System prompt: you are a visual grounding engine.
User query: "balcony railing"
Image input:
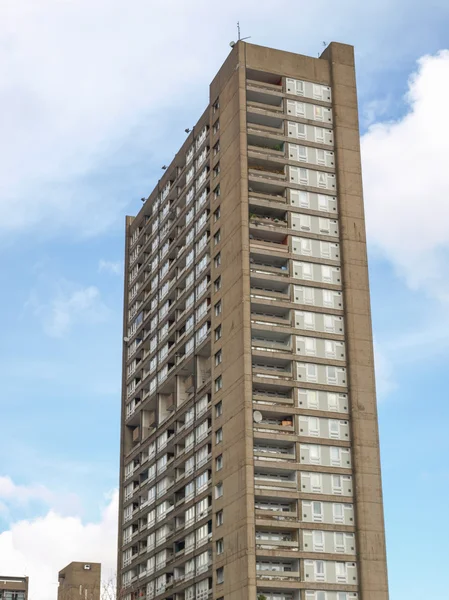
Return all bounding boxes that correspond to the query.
[256,571,301,582]
[249,166,286,181]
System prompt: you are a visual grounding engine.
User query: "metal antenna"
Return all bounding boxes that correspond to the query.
[237,21,251,42]
[230,21,251,47]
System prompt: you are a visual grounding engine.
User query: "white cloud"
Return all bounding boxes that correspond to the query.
[0,476,81,517]
[1,0,436,239]
[0,487,118,600]
[27,281,109,337]
[0,0,272,238]
[362,49,449,301]
[98,260,123,276]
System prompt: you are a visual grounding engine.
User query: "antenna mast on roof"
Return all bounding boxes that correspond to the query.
[237,21,251,41]
[230,22,251,47]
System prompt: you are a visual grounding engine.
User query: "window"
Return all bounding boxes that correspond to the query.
[332,475,343,494]
[215,325,222,341]
[301,238,312,255]
[324,315,335,333]
[329,420,340,438]
[213,141,220,156]
[215,428,223,444]
[216,538,224,554]
[315,127,325,144]
[213,98,220,113]
[297,145,307,161]
[313,530,324,551]
[214,300,222,316]
[214,253,221,268]
[214,229,221,245]
[332,504,344,524]
[304,286,314,304]
[313,84,323,99]
[306,363,317,382]
[215,401,222,417]
[213,163,220,178]
[328,393,339,411]
[315,560,325,581]
[215,350,222,365]
[314,105,324,121]
[323,289,333,307]
[213,120,220,135]
[321,242,331,259]
[319,217,330,234]
[215,376,223,391]
[302,262,313,280]
[308,417,319,436]
[305,337,316,356]
[214,276,221,291]
[216,510,223,526]
[325,340,336,358]
[216,567,224,584]
[309,444,321,464]
[330,446,341,466]
[215,455,223,471]
[322,265,332,282]
[299,214,311,231]
[215,483,223,499]
[310,473,322,492]
[304,312,315,330]
[335,562,347,583]
[214,185,221,199]
[317,149,326,165]
[312,501,323,522]
[327,366,337,384]
[214,207,221,222]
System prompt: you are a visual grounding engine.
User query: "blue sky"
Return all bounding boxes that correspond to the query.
[1,0,449,598]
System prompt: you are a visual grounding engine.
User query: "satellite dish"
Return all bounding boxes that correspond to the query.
[253,410,263,423]
[229,41,236,48]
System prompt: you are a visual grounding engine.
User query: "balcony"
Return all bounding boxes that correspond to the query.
[246,85,284,108]
[250,290,291,307]
[250,213,288,234]
[253,440,296,462]
[251,270,289,292]
[255,508,298,523]
[251,331,291,355]
[253,388,294,406]
[255,530,299,550]
[249,220,290,251]
[251,298,291,320]
[253,410,294,436]
[246,70,283,94]
[256,589,300,600]
[256,566,301,583]
[249,175,286,197]
[250,261,289,280]
[252,352,292,377]
[247,107,284,132]
[248,134,285,154]
[249,162,286,183]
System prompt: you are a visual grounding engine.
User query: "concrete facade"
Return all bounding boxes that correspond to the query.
[0,577,28,600]
[118,42,389,600]
[57,563,101,600]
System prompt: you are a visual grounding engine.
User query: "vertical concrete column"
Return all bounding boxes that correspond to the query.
[322,42,389,600]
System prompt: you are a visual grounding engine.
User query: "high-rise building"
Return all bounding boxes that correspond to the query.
[118,41,389,600]
[0,576,28,600]
[57,562,101,600]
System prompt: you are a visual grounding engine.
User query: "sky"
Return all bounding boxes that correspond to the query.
[1,0,449,598]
